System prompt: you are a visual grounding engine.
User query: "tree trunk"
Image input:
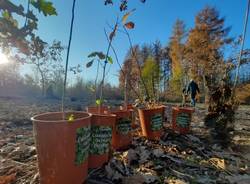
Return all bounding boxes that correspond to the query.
[37,65,45,97]
[124,74,128,110]
[203,75,209,109]
[41,74,45,97]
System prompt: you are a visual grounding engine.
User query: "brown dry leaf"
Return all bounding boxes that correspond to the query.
[124,22,135,29]
[122,174,145,184]
[165,179,188,184]
[225,174,250,184]
[209,157,225,170]
[141,172,158,183]
[138,147,150,164]
[124,149,138,165]
[0,173,16,184]
[227,164,239,173]
[152,148,164,158]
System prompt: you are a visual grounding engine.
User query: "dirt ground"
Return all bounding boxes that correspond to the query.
[0,97,249,184]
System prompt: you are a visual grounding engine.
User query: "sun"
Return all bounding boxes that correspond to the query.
[0,52,9,65]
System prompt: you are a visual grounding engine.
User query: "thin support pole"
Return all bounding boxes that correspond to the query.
[233,0,250,89]
[61,0,77,117]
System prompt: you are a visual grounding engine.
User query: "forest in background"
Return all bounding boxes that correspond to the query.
[119,6,250,104]
[0,5,250,104]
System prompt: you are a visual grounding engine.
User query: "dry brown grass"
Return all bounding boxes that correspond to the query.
[236,83,250,105]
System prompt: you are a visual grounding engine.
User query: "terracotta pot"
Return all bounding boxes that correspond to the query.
[31,112,91,184]
[172,107,194,134]
[119,104,137,129]
[138,106,165,140]
[88,113,116,168]
[86,106,110,114]
[111,110,133,150]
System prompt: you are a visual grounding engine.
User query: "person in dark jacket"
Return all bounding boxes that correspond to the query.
[187,79,200,107]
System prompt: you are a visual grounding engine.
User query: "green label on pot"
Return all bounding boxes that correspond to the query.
[176,113,191,128]
[90,126,112,155]
[151,114,163,131]
[75,126,91,165]
[117,118,132,135]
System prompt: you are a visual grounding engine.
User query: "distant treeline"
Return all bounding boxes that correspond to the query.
[118,6,250,103]
[0,60,122,104]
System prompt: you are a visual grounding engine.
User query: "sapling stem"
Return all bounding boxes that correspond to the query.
[124,73,128,110]
[104,29,141,100]
[61,0,76,119]
[233,0,250,95]
[94,60,100,101]
[98,21,118,113]
[122,26,150,102]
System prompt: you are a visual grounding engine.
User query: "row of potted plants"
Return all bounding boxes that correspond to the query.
[31,104,134,184]
[30,4,196,183]
[31,104,195,184]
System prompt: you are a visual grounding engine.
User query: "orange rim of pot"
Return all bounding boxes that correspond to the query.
[31,111,92,123]
[172,106,194,113]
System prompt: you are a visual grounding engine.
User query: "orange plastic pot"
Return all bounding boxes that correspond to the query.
[88,113,116,168]
[111,110,133,150]
[86,106,110,114]
[138,106,165,140]
[31,112,91,184]
[119,104,137,129]
[172,107,194,134]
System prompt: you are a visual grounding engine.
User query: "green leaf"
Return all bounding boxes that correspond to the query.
[107,56,113,64]
[88,52,106,60]
[96,99,102,105]
[68,114,74,122]
[2,10,10,19]
[31,0,57,16]
[86,59,94,68]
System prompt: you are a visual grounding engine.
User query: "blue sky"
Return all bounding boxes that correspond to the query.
[23,0,250,86]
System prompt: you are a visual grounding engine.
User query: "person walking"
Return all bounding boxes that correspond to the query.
[187,79,200,107]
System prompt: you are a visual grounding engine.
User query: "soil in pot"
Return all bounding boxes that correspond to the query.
[31,111,91,184]
[138,106,165,140]
[172,107,194,134]
[111,110,133,150]
[88,113,116,168]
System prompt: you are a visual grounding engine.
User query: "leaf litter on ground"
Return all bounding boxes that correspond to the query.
[0,98,249,184]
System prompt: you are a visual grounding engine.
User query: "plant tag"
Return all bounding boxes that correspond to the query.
[90,126,112,155]
[75,126,91,165]
[117,118,131,135]
[176,113,191,128]
[151,114,163,131]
